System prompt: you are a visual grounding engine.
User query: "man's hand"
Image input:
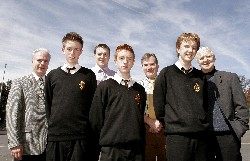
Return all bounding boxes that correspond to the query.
[11,145,23,160]
[144,116,163,133]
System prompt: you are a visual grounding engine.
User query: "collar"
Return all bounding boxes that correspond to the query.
[112,73,135,88]
[61,63,81,73]
[175,60,193,73]
[146,76,156,82]
[32,73,45,81]
[203,68,217,80]
[94,64,110,73]
[93,64,102,73]
[141,77,156,85]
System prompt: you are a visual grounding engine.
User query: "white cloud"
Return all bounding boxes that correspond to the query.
[0,0,250,82]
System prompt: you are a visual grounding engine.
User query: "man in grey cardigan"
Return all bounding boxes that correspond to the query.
[197,46,249,161]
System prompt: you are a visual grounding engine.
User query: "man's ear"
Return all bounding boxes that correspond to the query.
[176,48,180,57]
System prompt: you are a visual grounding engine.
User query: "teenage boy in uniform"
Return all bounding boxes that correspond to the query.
[45,32,97,161]
[154,33,209,161]
[138,53,166,161]
[89,44,146,161]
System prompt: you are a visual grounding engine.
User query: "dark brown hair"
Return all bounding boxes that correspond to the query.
[94,44,110,55]
[62,32,84,48]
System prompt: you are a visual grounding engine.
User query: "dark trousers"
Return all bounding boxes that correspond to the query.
[166,133,209,161]
[145,125,166,161]
[100,145,144,161]
[208,131,242,161]
[14,151,45,161]
[46,139,91,161]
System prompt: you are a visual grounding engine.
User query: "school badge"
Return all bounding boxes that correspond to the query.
[135,94,140,105]
[194,83,200,92]
[79,81,85,90]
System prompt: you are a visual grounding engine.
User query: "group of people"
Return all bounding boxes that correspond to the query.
[5,32,249,161]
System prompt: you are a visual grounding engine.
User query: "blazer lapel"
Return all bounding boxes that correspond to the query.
[27,74,41,101]
[214,72,223,93]
[214,72,227,114]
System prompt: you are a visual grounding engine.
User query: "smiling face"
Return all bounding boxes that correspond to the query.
[94,47,110,68]
[142,56,159,80]
[62,40,83,66]
[177,40,198,64]
[32,50,50,77]
[115,49,134,78]
[197,47,216,73]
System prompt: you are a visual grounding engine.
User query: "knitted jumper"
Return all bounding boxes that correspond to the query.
[89,78,146,147]
[45,67,97,141]
[154,65,209,134]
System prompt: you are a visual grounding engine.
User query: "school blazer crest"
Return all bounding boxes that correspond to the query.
[6,74,48,155]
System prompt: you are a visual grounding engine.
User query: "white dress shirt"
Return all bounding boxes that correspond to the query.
[91,64,115,85]
[61,63,81,74]
[175,60,193,74]
[112,73,135,88]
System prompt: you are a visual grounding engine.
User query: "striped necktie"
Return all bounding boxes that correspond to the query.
[181,67,192,74]
[122,79,129,88]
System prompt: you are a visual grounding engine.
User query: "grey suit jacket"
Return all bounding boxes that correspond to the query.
[214,71,249,141]
[6,74,47,155]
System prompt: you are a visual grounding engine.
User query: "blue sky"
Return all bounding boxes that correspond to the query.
[0,0,249,82]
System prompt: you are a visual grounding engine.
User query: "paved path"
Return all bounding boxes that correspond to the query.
[1,130,250,161]
[241,129,250,161]
[0,131,12,161]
